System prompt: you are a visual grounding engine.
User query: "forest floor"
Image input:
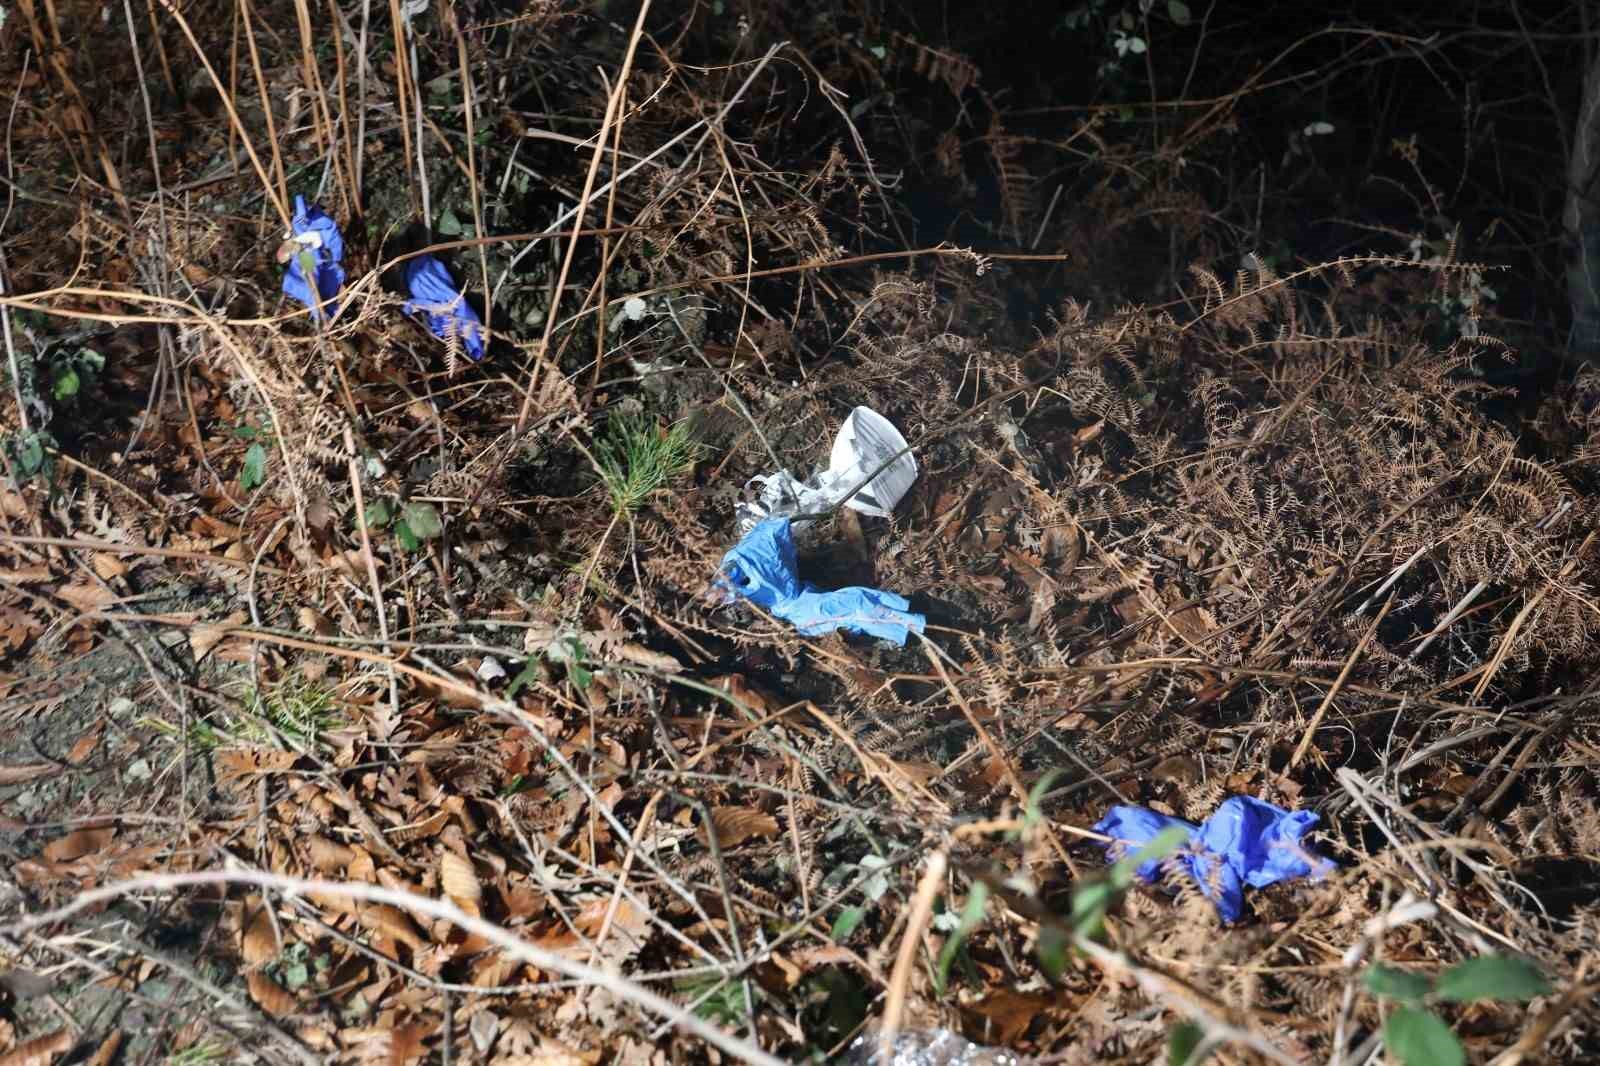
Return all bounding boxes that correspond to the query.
[2,2,1600,1065]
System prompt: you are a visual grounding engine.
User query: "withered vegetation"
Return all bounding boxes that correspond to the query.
[1,1,1599,1063]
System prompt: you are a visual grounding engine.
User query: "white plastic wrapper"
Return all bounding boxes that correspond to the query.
[842,1029,1026,1066]
[735,406,918,538]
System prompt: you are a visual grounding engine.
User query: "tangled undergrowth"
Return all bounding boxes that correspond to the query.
[2,1,1600,1064]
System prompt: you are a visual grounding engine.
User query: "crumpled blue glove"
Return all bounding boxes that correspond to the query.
[1093,796,1334,923]
[719,518,925,644]
[282,195,346,319]
[403,254,485,361]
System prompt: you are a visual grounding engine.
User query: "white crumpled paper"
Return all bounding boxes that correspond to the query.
[842,1029,1026,1066]
[734,406,918,539]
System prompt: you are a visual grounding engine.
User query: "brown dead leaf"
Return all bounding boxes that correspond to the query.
[214,748,300,779]
[305,834,356,874]
[707,674,778,714]
[56,582,116,611]
[42,826,113,864]
[0,763,58,786]
[535,898,650,963]
[970,988,1057,1044]
[189,611,247,663]
[82,1032,121,1066]
[89,553,128,580]
[393,1023,434,1064]
[297,606,335,636]
[439,850,482,917]
[356,903,426,950]
[700,806,780,849]
[612,641,682,673]
[65,726,102,766]
[0,1029,71,1066]
[240,896,281,966]
[246,971,296,1018]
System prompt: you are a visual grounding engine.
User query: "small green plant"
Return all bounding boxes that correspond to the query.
[359,496,443,551]
[267,940,328,991]
[141,713,228,753]
[47,345,104,404]
[233,421,274,492]
[1364,955,1550,1066]
[594,414,700,517]
[4,427,57,484]
[167,1043,230,1066]
[675,972,757,1027]
[239,673,342,748]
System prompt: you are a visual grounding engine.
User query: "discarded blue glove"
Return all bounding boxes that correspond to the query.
[1093,796,1334,923]
[403,254,485,361]
[719,518,925,644]
[282,195,346,319]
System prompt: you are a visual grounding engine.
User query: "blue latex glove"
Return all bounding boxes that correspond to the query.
[1093,797,1334,923]
[282,195,346,319]
[403,254,485,361]
[719,518,925,644]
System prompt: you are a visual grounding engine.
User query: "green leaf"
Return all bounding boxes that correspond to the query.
[1384,1006,1464,1066]
[1167,1021,1208,1066]
[1167,0,1192,25]
[1036,922,1070,981]
[1070,879,1114,940]
[1364,964,1434,1003]
[1110,825,1188,890]
[437,207,462,236]
[507,660,541,698]
[363,499,393,529]
[241,442,268,491]
[394,519,420,552]
[400,501,443,539]
[934,883,989,994]
[16,434,45,476]
[1434,956,1550,1003]
[52,366,79,400]
[1020,768,1068,834]
[831,905,867,942]
[282,960,310,989]
[233,424,259,440]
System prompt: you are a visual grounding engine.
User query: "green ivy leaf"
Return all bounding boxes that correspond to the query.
[401,501,443,539]
[1384,1006,1464,1066]
[1167,0,1192,25]
[507,660,541,698]
[1167,1021,1208,1065]
[934,883,989,994]
[282,960,310,989]
[1434,956,1550,1003]
[16,434,45,476]
[394,519,420,552]
[1070,879,1114,940]
[363,499,393,529]
[1363,964,1434,1003]
[831,905,867,942]
[52,366,79,400]
[241,442,268,491]
[437,207,463,236]
[1036,922,1070,981]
